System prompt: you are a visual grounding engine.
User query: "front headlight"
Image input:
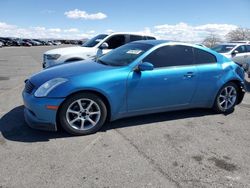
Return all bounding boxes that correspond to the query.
[34,78,68,97]
[46,54,61,60]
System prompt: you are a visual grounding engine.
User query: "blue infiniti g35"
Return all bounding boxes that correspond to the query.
[22,40,246,135]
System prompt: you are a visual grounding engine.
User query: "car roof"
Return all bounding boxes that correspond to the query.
[132,40,173,46]
[107,32,155,38]
[229,41,250,44]
[217,43,250,46]
[132,40,209,48]
[132,40,221,56]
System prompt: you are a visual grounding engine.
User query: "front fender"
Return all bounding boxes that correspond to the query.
[47,69,129,119]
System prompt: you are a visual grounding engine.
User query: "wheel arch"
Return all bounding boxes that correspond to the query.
[226,79,245,104]
[214,79,245,106]
[56,89,112,130]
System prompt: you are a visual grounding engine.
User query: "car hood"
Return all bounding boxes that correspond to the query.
[29,60,116,87]
[45,46,94,55]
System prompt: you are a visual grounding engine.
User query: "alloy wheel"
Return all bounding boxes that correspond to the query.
[217,86,237,111]
[66,98,101,131]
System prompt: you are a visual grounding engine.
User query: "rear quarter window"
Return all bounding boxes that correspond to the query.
[145,36,156,40]
[194,48,217,64]
[129,35,144,42]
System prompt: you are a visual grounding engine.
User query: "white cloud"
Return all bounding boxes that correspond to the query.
[153,22,238,42]
[104,23,237,42]
[0,21,94,39]
[131,27,153,36]
[105,29,114,34]
[0,22,16,29]
[87,30,96,34]
[0,21,239,42]
[32,26,46,31]
[64,28,79,33]
[65,9,107,20]
[48,28,61,33]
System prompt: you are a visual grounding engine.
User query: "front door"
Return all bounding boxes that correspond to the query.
[127,45,198,112]
[127,66,197,111]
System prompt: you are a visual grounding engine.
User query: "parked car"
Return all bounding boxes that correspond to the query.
[23,40,245,135]
[0,39,7,46]
[0,37,20,46]
[15,39,32,47]
[229,41,250,44]
[38,40,49,45]
[211,43,250,68]
[43,32,156,68]
[53,41,62,45]
[22,39,40,46]
[0,41,3,48]
[32,39,44,45]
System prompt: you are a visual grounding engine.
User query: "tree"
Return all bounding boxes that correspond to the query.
[226,27,250,41]
[202,33,222,48]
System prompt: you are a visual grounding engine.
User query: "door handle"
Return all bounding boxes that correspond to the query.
[184,72,194,78]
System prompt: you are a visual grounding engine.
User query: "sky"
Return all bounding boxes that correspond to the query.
[0,0,250,42]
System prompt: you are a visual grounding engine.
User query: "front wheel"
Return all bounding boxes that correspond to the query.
[59,92,107,135]
[213,82,239,113]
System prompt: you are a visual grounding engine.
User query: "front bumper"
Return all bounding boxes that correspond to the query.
[22,92,65,131]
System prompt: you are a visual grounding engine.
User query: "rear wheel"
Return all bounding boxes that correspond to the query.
[59,92,107,135]
[213,82,239,113]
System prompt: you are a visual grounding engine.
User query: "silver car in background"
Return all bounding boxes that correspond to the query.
[212,42,250,66]
[212,42,250,76]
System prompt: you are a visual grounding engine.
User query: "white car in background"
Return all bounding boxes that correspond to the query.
[212,42,250,76]
[43,32,156,68]
[211,42,250,66]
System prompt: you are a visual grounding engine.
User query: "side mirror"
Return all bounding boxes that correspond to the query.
[136,62,154,72]
[232,50,239,56]
[99,42,109,49]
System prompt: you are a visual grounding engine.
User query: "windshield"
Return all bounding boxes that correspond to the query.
[97,43,153,66]
[211,45,236,53]
[82,34,108,47]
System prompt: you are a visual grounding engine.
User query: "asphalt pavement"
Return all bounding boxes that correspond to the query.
[0,46,250,188]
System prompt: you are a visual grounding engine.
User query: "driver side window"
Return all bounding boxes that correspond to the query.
[143,45,194,68]
[105,35,126,49]
[235,45,246,53]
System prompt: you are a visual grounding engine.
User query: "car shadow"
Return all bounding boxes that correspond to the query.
[1,105,220,143]
[0,106,71,142]
[103,108,217,132]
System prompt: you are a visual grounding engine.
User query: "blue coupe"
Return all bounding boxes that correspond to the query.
[22,40,245,135]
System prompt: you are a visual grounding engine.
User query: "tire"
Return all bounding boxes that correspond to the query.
[59,92,107,135]
[213,82,239,113]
